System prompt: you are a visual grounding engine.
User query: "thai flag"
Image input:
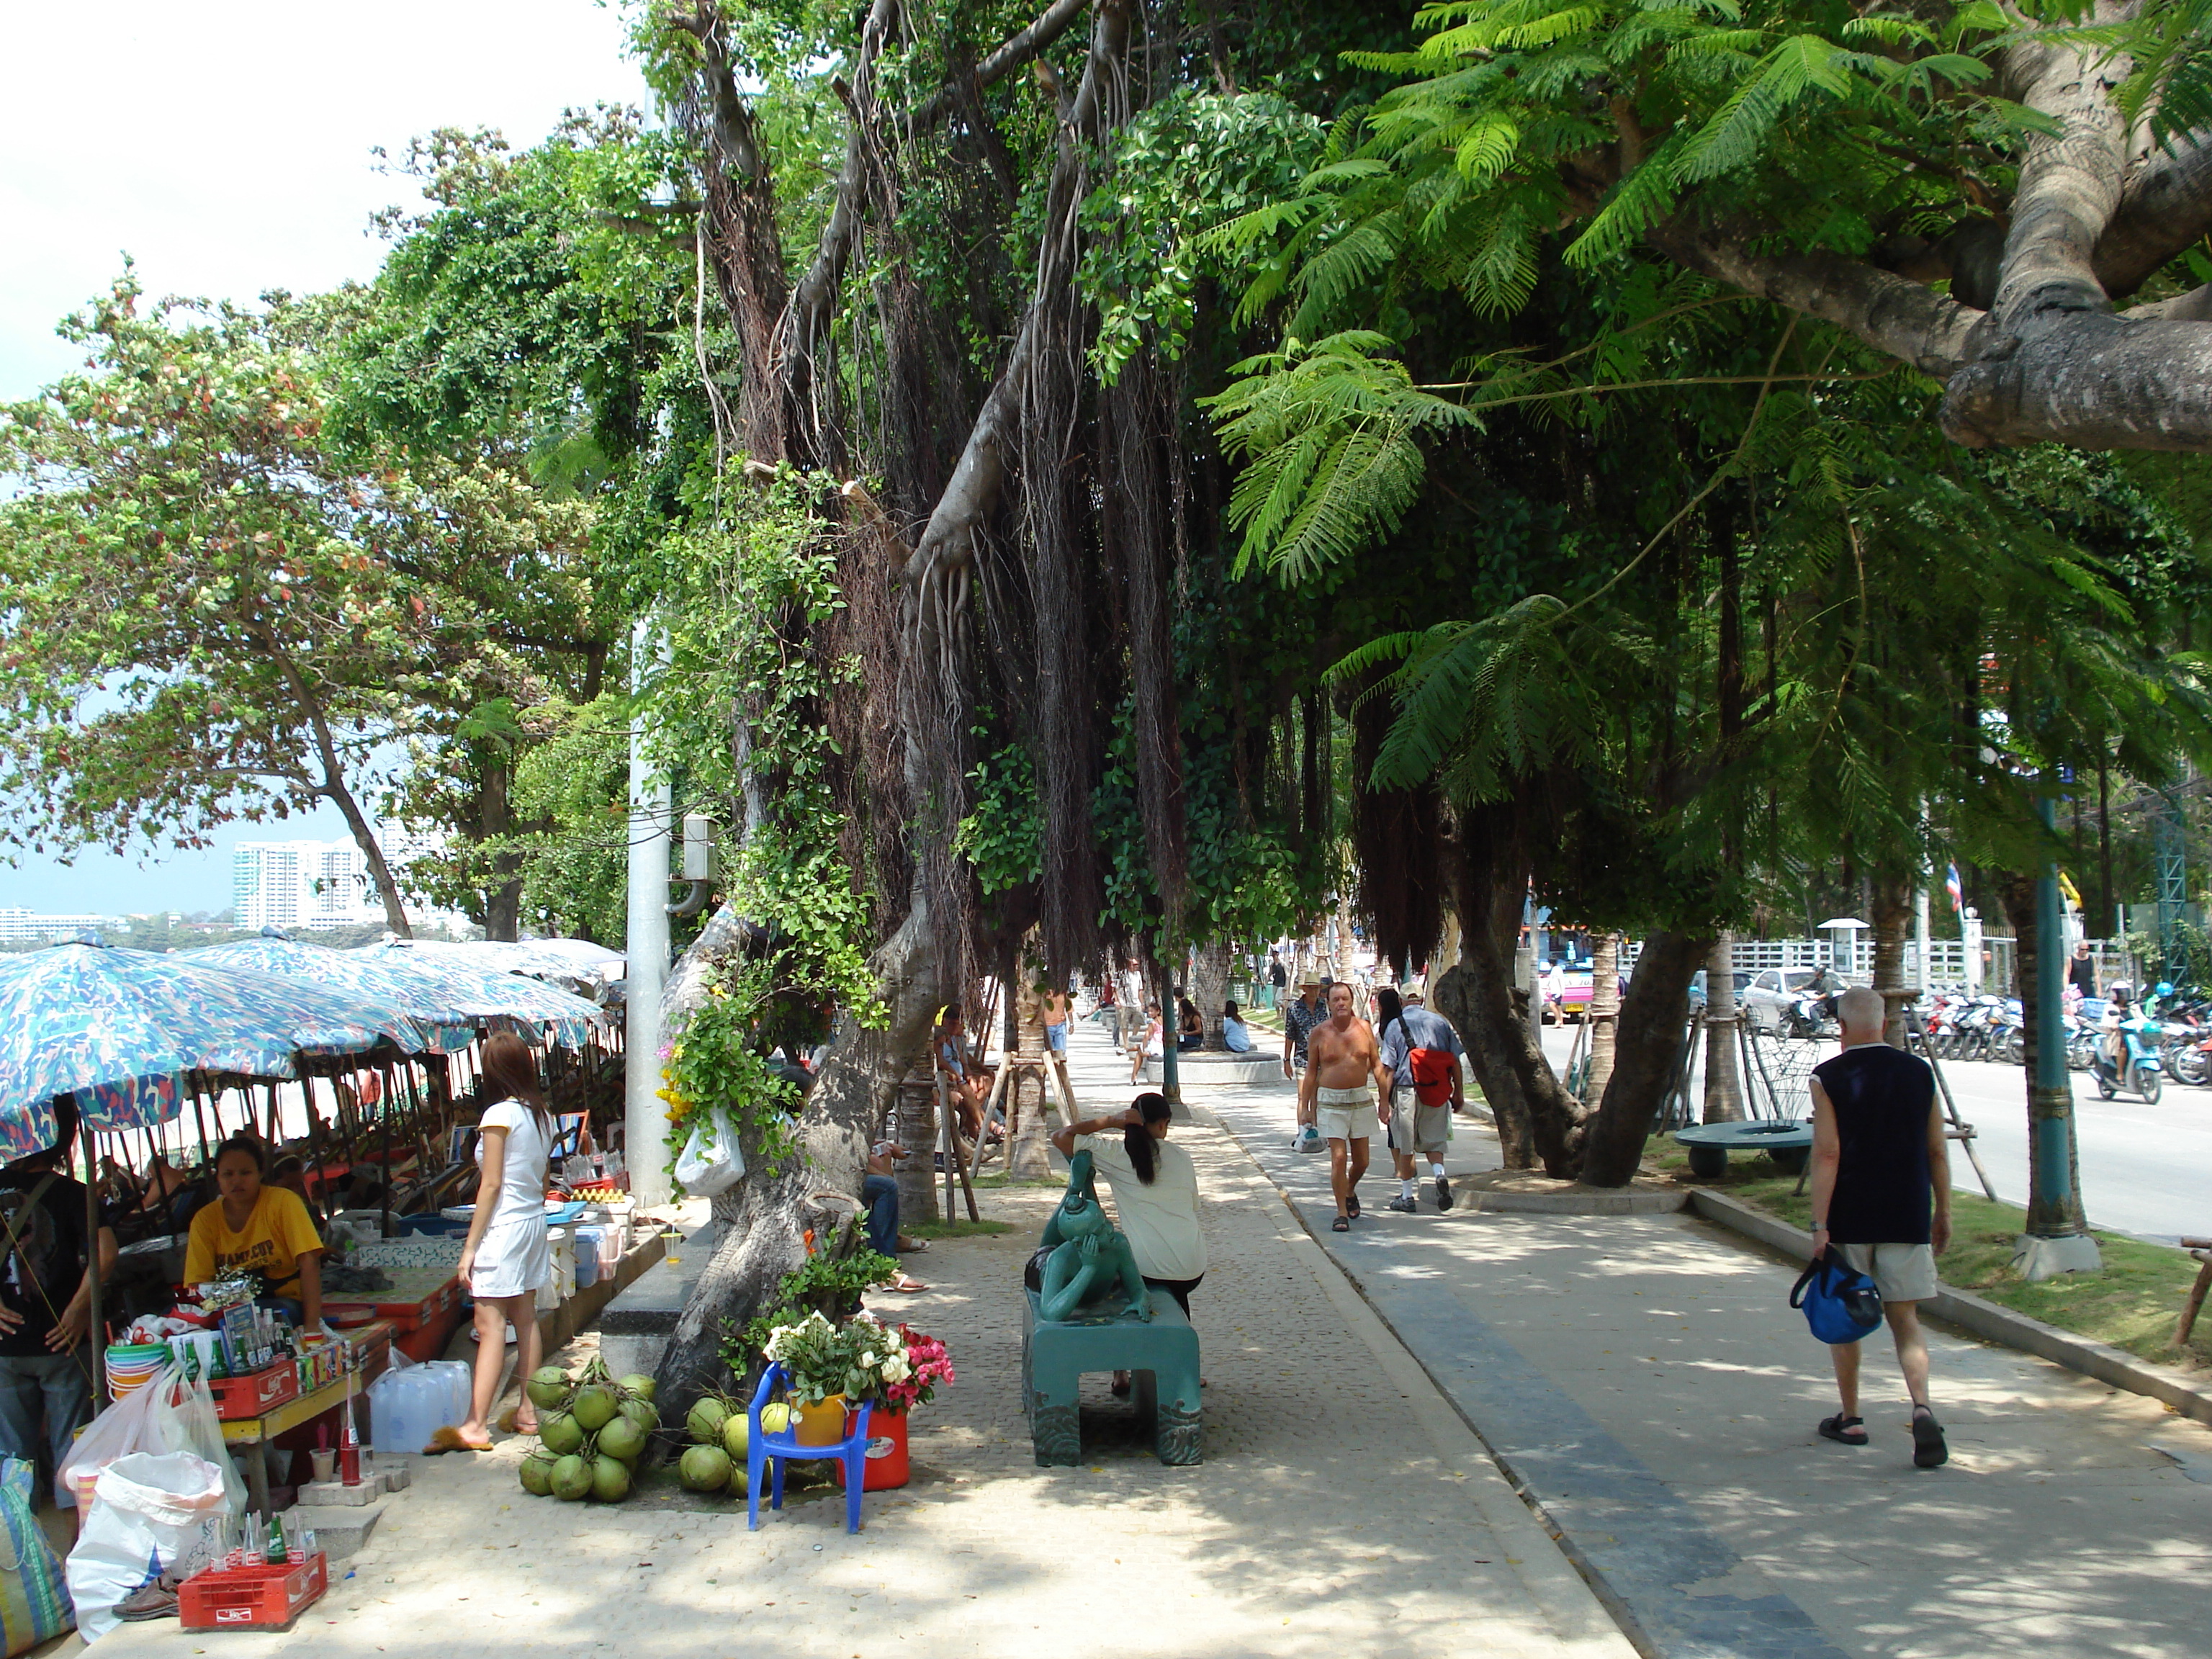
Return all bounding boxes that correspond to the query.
[1945,863,1964,914]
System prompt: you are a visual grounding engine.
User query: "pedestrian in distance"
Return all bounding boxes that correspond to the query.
[1807,986,1951,1467]
[862,1139,927,1293]
[1119,958,1148,1051]
[2067,939,2096,999]
[1375,984,1467,1213]
[1040,983,1071,1056]
[1282,972,1329,1080]
[1130,1002,1165,1085]
[1268,951,1288,1010]
[1298,982,1392,1232]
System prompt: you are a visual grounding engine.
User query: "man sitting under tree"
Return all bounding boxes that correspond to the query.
[1298,982,1392,1233]
[1807,986,1951,1469]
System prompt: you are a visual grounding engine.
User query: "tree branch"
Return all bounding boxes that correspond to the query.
[904,0,1092,136]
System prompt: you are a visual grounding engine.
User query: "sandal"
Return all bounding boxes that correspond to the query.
[897,1236,930,1254]
[889,1275,927,1292]
[1331,1215,1350,1233]
[1346,1193,1362,1219]
[1817,1413,1869,1446]
[1911,1408,1948,1468]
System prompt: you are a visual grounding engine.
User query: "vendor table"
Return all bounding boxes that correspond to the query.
[1673,1118,1812,1179]
[221,1322,393,1515]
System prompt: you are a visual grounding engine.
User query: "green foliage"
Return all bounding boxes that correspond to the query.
[727,1246,900,1375]
[1078,91,1326,384]
[956,742,1043,896]
[657,957,804,1186]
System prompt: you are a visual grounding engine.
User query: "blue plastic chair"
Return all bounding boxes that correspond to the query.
[745,1362,873,1533]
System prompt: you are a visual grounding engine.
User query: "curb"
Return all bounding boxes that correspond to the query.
[1686,1188,2212,1430]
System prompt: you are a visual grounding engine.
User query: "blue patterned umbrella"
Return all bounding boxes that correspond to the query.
[187,938,478,1055]
[357,940,609,1051]
[0,942,423,1157]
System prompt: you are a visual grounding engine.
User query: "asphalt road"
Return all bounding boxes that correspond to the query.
[1539,1025,2210,1244]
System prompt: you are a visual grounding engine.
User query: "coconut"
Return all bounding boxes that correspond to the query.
[570,1382,619,1433]
[589,1455,631,1503]
[536,1411,585,1456]
[518,1452,555,1497]
[549,1453,592,1501]
[759,1401,792,1435]
[678,1444,732,1493]
[525,1366,571,1410]
[596,1415,647,1465]
[721,1413,750,1462]
[616,1374,656,1402]
[685,1395,731,1445]
[619,1398,659,1436]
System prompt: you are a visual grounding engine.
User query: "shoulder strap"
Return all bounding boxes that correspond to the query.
[1,1173,68,1318]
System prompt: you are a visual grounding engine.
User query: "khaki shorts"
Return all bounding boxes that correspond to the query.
[1313,1087,1377,1143]
[1837,1241,1938,1304]
[1387,1087,1450,1154]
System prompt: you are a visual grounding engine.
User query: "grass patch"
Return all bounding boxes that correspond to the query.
[904,1218,1015,1240]
[1647,1143,2211,1370]
[969,1171,1066,1190]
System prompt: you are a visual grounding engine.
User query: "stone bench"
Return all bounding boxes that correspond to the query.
[1133,1051,1282,1087]
[1022,1287,1202,1466]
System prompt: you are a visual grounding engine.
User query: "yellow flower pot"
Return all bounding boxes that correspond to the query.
[793,1393,848,1446]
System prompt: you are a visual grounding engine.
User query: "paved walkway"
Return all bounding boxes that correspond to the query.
[91,1021,1631,1659]
[1195,1053,2212,1659]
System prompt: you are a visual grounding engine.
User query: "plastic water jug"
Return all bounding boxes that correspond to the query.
[572,1228,601,1288]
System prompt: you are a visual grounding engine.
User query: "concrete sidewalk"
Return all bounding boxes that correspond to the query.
[1196,1064,2212,1659]
[88,1020,1632,1659]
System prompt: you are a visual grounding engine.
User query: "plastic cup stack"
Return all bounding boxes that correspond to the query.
[104,1343,169,1401]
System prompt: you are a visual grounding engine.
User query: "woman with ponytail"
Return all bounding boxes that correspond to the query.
[1051,1094,1206,1316]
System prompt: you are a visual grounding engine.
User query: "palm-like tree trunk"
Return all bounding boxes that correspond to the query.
[1702,935,1746,1123]
[1585,932,1620,1106]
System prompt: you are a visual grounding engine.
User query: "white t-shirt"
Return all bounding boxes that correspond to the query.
[1078,1134,1207,1282]
[477,1100,552,1231]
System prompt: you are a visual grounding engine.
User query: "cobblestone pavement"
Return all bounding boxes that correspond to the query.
[93,1022,1633,1659]
[1200,1062,2212,1659]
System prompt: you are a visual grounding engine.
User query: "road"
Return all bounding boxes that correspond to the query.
[1539,1025,2211,1243]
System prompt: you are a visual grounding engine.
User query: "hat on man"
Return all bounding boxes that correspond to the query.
[1400,982,1425,1001]
[1298,971,1322,989]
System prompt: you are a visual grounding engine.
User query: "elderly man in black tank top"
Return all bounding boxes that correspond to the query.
[1807,986,1954,1468]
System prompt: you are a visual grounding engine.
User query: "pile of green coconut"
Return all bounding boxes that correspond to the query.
[671,1390,785,1497]
[517,1359,660,1502]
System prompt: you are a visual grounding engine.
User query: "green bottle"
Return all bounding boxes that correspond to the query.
[266,1509,287,1567]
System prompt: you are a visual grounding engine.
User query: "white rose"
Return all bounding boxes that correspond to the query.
[883,1356,911,1383]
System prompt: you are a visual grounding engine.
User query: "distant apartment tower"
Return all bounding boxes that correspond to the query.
[232,827,454,932]
[0,908,114,944]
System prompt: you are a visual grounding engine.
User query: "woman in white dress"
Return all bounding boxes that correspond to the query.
[451,1033,554,1448]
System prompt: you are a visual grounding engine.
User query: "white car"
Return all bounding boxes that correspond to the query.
[1740,968,1842,1033]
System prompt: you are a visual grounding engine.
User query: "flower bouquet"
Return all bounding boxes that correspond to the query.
[881,1325,955,1414]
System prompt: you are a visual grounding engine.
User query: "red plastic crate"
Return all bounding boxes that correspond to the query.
[179,1554,327,1630]
[208,1363,300,1421]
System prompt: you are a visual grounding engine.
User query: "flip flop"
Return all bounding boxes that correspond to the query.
[1911,1409,1948,1468]
[889,1276,927,1292]
[424,1426,494,1454]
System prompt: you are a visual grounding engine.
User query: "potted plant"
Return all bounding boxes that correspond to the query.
[835,1320,956,1491]
[762,1311,870,1445]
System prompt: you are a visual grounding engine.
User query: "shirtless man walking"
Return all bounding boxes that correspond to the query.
[1298,981,1393,1232]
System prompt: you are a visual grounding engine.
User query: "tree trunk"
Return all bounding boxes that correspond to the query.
[1190,940,1231,1048]
[1997,869,2090,1236]
[1007,981,1054,1180]
[1584,932,1620,1106]
[1871,874,1913,1044]
[1702,934,1746,1123]
[651,881,943,1428]
[479,752,523,943]
[1580,930,1713,1187]
[1429,912,1460,984]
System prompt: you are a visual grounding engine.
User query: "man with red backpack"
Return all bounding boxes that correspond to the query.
[1375,984,1467,1213]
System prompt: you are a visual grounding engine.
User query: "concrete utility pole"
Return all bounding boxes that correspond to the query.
[625,619,674,1207]
[2020,794,2099,1280]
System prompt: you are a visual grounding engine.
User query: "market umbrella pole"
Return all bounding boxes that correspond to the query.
[81,1122,104,1410]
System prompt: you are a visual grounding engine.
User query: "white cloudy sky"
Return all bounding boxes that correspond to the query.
[0,0,652,916]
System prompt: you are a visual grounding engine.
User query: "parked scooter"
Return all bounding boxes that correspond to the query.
[2091,983,2165,1103]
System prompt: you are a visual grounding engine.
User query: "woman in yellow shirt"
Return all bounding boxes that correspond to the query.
[183,1137,325,1331]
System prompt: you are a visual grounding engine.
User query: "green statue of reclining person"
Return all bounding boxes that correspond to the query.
[1036,1150,1152,1322]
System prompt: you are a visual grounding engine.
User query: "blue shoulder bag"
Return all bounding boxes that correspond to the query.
[1789,1248,1884,1344]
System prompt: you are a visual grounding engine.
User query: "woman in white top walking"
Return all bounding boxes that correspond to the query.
[451,1033,555,1449]
[1052,1094,1207,1390]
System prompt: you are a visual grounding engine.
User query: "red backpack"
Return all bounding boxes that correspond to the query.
[1395,1015,1458,1105]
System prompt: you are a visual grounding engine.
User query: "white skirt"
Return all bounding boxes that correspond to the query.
[469,1214,550,1299]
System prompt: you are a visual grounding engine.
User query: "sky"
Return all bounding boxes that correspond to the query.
[0,0,653,917]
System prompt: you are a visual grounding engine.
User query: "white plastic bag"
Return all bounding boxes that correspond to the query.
[66,1452,228,1642]
[673,1109,745,1197]
[53,1370,168,1511]
[150,1375,246,1516]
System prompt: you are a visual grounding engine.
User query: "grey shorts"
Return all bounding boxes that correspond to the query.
[1386,1087,1449,1154]
[1837,1241,1938,1303]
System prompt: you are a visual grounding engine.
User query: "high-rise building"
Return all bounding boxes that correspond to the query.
[231,827,457,932]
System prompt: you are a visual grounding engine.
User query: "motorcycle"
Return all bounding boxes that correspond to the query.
[2091,1007,2166,1103]
[1781,986,1840,1040]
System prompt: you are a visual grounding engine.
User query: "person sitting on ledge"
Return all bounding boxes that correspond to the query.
[1220,1002,1254,1053]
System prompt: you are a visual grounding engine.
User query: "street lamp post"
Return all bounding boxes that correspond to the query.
[2020,793,2099,1280]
